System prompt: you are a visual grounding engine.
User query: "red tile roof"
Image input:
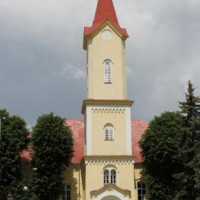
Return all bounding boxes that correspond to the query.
[65,119,84,163]
[66,119,147,164]
[20,147,32,161]
[20,119,147,164]
[84,0,128,47]
[131,119,148,163]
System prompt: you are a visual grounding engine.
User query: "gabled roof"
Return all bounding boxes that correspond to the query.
[84,0,128,49]
[21,119,148,164]
[66,119,148,164]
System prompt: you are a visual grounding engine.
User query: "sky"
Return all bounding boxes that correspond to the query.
[0,0,200,127]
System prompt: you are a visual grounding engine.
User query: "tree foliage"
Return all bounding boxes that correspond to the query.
[140,81,200,200]
[0,109,29,200]
[30,113,74,200]
[140,112,183,200]
[176,80,200,200]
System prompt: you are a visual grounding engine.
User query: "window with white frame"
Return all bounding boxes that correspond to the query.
[104,170,109,185]
[104,59,112,83]
[104,123,114,141]
[111,169,116,184]
[103,168,117,185]
[137,182,146,200]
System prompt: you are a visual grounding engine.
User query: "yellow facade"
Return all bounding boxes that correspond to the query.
[63,160,145,200]
[91,107,128,155]
[86,24,127,100]
[62,1,146,200]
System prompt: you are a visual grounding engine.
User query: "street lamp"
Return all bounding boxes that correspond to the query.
[23,186,29,199]
[23,186,28,192]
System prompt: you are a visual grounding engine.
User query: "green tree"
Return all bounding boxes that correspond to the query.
[176,80,200,200]
[0,109,29,200]
[30,113,74,200]
[140,112,183,200]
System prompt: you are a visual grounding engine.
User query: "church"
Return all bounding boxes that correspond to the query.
[62,0,148,199]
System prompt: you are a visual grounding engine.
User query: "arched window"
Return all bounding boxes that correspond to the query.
[104,59,112,83]
[103,165,117,185]
[104,170,109,185]
[110,169,116,184]
[137,182,146,200]
[104,123,114,141]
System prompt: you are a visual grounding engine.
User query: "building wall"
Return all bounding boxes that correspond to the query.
[84,157,134,200]
[63,165,84,200]
[87,25,127,100]
[63,162,146,200]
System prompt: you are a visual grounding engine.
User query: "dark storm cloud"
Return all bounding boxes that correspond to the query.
[0,0,199,125]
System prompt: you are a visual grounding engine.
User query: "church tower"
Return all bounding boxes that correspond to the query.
[82,0,135,199]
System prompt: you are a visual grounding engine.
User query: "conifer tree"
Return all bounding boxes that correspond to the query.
[176,80,200,200]
[30,113,73,200]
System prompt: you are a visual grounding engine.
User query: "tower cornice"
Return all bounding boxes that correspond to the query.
[81,99,134,115]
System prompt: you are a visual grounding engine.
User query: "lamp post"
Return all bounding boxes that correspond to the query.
[23,186,28,199]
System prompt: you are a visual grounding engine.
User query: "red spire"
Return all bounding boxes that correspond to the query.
[84,0,128,48]
[92,0,119,26]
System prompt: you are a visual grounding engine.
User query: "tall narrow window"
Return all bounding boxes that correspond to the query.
[62,184,71,200]
[111,170,116,184]
[104,59,112,83]
[104,170,109,185]
[137,182,146,200]
[104,124,114,141]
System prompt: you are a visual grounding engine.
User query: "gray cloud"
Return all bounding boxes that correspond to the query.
[0,0,200,126]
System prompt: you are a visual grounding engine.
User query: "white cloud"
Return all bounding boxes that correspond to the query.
[59,63,86,80]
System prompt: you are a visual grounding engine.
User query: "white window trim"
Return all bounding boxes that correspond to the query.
[137,181,147,200]
[103,124,114,141]
[110,169,117,184]
[104,59,112,83]
[104,170,110,185]
[103,169,117,185]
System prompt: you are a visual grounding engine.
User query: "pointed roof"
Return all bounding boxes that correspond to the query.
[92,0,119,26]
[84,0,128,48]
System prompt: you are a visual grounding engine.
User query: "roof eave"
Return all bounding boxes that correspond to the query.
[81,99,134,115]
[83,20,129,50]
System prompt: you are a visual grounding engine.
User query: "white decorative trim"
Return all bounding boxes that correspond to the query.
[92,108,125,114]
[126,107,132,155]
[84,159,134,165]
[94,189,129,200]
[85,105,132,156]
[86,106,92,155]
